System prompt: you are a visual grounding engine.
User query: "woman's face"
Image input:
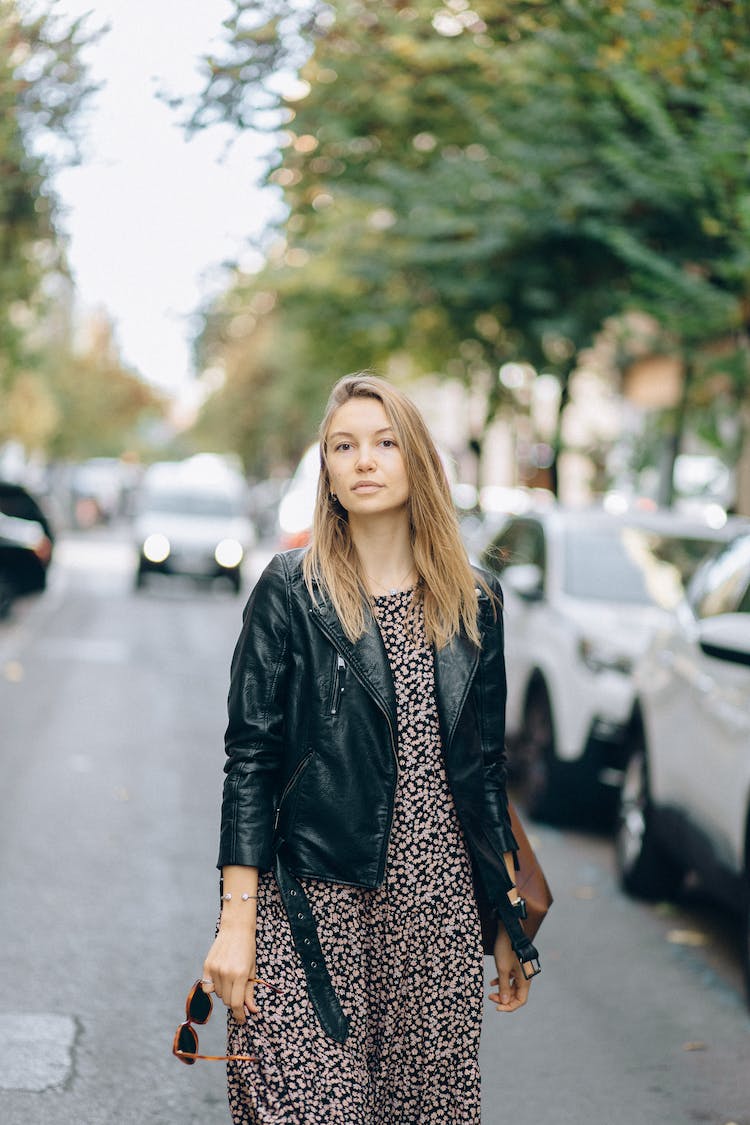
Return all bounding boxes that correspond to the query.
[325,397,410,521]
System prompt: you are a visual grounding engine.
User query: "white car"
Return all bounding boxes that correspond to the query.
[134,457,255,594]
[616,532,750,998]
[478,508,739,823]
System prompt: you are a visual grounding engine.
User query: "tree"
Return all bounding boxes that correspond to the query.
[190,1,750,499]
[42,312,165,461]
[0,0,98,443]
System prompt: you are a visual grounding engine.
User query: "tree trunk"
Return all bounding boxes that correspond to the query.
[548,370,572,498]
[734,399,750,517]
[657,356,693,508]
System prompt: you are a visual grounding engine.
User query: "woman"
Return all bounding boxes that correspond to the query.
[202,373,540,1124]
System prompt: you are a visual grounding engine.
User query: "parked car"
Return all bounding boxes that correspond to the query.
[133,458,255,593]
[615,532,750,1000]
[0,482,55,614]
[70,457,138,527]
[478,507,742,823]
[277,444,319,550]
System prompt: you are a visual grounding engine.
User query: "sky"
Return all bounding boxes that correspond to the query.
[52,0,280,399]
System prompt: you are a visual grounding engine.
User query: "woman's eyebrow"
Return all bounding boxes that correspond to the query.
[329,427,395,441]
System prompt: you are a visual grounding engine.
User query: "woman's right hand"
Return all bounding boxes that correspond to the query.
[202,921,258,1025]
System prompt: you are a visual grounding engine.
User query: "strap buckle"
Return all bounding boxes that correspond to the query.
[521,956,541,980]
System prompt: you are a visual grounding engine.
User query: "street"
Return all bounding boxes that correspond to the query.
[1,528,749,1125]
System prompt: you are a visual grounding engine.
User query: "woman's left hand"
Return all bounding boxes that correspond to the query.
[489,927,531,1013]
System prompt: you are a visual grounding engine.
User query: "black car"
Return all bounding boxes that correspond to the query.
[0,482,54,615]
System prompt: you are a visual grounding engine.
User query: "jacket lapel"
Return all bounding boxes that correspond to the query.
[434,630,480,752]
[310,599,398,733]
[311,592,481,752]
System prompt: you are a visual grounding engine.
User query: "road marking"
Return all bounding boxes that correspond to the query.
[0,1013,76,1092]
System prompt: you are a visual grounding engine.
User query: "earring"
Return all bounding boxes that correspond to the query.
[330,492,338,503]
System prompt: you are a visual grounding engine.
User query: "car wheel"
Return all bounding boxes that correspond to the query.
[615,733,682,900]
[517,682,568,823]
[0,574,14,619]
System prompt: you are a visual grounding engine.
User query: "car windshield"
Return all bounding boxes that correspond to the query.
[141,490,240,518]
[563,526,721,608]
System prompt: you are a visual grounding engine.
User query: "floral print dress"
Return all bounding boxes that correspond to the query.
[226,589,484,1124]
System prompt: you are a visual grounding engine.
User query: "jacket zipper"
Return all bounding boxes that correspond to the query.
[273,750,313,831]
[329,654,347,715]
[310,613,400,883]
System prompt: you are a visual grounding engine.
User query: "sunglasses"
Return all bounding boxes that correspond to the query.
[173,978,280,1064]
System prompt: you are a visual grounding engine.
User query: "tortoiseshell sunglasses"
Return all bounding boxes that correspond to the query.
[173,978,280,1064]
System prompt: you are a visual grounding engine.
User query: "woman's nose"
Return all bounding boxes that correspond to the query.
[355,446,376,470]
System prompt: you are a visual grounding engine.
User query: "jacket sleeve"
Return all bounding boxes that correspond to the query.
[477,575,518,860]
[218,552,290,872]
[473,575,542,970]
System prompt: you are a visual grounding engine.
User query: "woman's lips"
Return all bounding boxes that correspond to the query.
[352,482,381,492]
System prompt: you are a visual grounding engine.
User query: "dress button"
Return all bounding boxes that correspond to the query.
[303,938,311,945]
[310,961,317,968]
[297,912,304,919]
[290,890,297,897]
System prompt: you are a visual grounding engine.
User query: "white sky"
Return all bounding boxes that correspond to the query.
[52,0,280,396]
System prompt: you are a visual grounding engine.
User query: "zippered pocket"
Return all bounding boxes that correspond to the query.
[273,750,314,831]
[329,653,347,716]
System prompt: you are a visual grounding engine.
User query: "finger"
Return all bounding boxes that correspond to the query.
[200,970,215,995]
[489,969,532,1011]
[497,969,512,1006]
[230,978,248,1025]
[515,970,531,1006]
[494,995,524,1012]
[244,978,259,1016]
[491,988,526,1011]
[209,969,226,1006]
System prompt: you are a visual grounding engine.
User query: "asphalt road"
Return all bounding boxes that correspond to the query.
[1,528,748,1125]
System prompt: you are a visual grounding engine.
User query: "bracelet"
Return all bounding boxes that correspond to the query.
[221,892,258,902]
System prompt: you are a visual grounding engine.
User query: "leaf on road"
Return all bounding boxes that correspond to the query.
[3,661,24,683]
[682,1041,707,1051]
[666,928,708,947]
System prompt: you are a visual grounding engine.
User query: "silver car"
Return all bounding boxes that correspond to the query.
[616,532,750,1003]
[479,507,742,823]
[134,458,255,594]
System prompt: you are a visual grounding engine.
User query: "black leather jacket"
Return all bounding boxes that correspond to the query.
[218,549,537,1041]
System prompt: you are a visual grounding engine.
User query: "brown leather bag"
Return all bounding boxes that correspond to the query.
[508,802,553,940]
[477,802,553,955]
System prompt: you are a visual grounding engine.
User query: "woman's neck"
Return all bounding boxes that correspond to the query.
[349,511,415,594]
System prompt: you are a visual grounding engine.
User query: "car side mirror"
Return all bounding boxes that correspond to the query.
[504,563,544,602]
[697,614,750,668]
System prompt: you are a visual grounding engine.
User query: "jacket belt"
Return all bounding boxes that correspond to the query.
[274,855,350,1044]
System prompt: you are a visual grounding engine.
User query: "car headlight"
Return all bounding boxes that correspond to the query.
[215,538,244,568]
[142,533,170,563]
[578,638,633,676]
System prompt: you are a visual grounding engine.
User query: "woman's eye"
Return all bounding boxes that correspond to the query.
[381,439,396,448]
[334,442,352,452]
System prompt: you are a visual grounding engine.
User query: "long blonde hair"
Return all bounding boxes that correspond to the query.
[303,373,491,647]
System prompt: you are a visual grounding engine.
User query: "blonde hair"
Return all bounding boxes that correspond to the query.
[303,373,492,648]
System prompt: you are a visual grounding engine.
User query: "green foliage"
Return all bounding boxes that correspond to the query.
[191,288,330,473]
[0,0,99,438]
[191,0,750,469]
[41,315,165,460]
